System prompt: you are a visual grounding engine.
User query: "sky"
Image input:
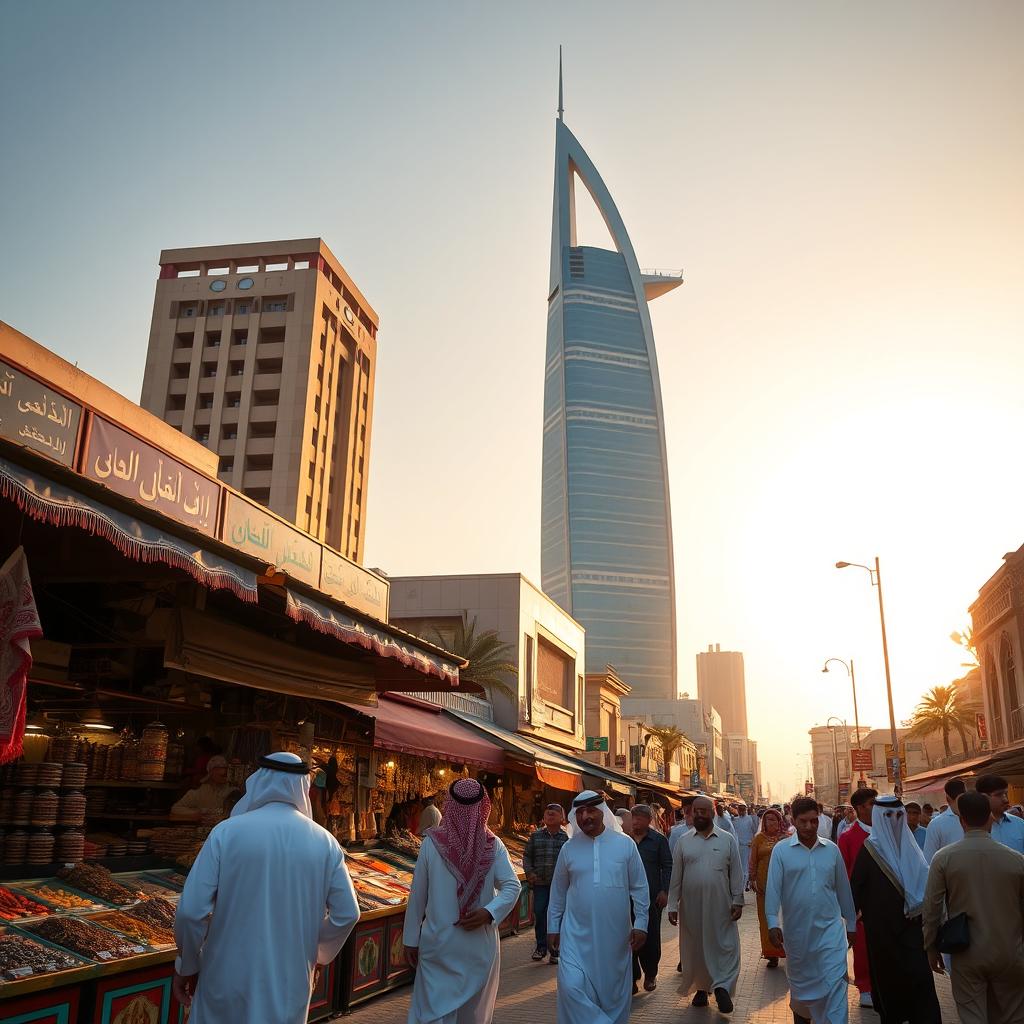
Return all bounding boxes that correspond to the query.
[2,2,1023,797]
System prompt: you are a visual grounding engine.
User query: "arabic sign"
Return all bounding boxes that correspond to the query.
[0,359,81,467]
[85,416,219,536]
[320,546,389,622]
[585,736,609,752]
[850,748,874,772]
[222,492,321,586]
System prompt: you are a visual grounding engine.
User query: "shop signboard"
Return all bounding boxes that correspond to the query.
[884,744,907,783]
[0,358,81,467]
[850,748,874,772]
[614,753,627,769]
[586,736,609,752]
[222,491,321,586]
[976,712,987,741]
[86,415,220,536]
[321,546,390,622]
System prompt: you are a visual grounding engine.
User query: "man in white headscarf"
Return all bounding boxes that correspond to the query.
[547,791,649,1024]
[403,778,521,1024]
[850,795,941,1023]
[173,752,360,1024]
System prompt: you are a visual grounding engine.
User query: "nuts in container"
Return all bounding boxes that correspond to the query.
[0,932,82,981]
[26,916,144,961]
[56,863,143,905]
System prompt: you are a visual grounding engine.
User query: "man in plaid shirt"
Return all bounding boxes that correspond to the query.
[523,803,569,963]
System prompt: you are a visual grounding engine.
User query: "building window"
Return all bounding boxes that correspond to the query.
[199,396,214,410]
[205,332,221,347]
[311,428,319,446]
[220,457,234,473]
[180,304,197,318]
[174,332,194,349]
[232,329,247,345]
[265,299,288,313]
[228,395,241,408]
[249,422,276,439]
[244,487,271,505]
[195,429,209,443]
[256,357,282,374]
[207,305,225,318]
[537,637,572,710]
[230,361,244,376]
[222,427,237,440]
[202,363,217,378]
[166,396,185,413]
[235,302,250,315]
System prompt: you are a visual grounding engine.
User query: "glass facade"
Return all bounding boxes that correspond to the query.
[541,120,678,700]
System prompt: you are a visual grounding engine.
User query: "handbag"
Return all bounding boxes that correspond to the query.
[936,912,970,954]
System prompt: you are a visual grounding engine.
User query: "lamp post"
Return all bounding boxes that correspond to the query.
[826,716,846,807]
[836,556,901,794]
[823,658,864,785]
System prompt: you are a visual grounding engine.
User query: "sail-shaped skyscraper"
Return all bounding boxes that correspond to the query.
[541,64,681,700]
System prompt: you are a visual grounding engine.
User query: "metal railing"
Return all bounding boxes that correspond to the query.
[640,268,684,279]
[404,690,494,721]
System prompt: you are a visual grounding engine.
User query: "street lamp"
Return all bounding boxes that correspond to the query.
[822,658,865,785]
[826,716,846,806]
[835,557,901,794]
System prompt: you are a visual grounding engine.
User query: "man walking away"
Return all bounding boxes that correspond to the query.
[765,796,856,1024]
[850,796,941,1023]
[417,793,442,836]
[817,804,833,840]
[404,778,522,1024]
[838,786,877,1008]
[173,752,359,1024]
[548,791,648,1024]
[668,795,744,1014]
[922,777,965,863]
[732,803,757,889]
[668,796,695,855]
[835,805,856,843]
[629,805,672,993]
[923,790,1024,1024]
[975,774,1024,853]
[522,803,568,963]
[904,801,928,851]
[715,799,736,839]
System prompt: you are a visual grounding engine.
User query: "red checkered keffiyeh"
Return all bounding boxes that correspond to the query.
[427,778,497,916]
[0,547,42,764]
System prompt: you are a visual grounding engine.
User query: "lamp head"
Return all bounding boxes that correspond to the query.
[835,561,851,569]
[822,665,830,674]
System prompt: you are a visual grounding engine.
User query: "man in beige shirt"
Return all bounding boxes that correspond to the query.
[922,790,1024,1024]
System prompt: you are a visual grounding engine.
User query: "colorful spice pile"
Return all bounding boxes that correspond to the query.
[56,863,143,905]
[0,933,81,980]
[0,887,51,920]
[27,917,141,960]
[28,886,98,910]
[96,912,173,948]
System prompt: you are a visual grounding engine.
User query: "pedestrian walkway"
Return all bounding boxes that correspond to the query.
[341,892,961,1023]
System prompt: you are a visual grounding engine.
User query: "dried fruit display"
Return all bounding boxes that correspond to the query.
[56,863,143,905]
[95,912,173,948]
[0,932,82,981]
[127,897,175,931]
[0,887,51,920]
[27,885,102,911]
[27,917,144,960]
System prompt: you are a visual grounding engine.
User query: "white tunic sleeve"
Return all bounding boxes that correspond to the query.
[483,842,522,925]
[174,826,222,975]
[402,837,432,947]
[832,845,857,931]
[317,841,360,964]
[764,842,783,930]
[626,841,651,933]
[668,832,684,908]
[727,832,744,906]
[547,840,570,934]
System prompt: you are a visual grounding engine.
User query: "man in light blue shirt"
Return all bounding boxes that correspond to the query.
[922,777,966,863]
[976,773,1024,854]
[904,801,928,851]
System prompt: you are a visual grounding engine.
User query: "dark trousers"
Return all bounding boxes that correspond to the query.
[633,903,663,981]
[532,884,550,949]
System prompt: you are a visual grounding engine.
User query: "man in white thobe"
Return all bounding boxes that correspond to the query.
[403,778,521,1024]
[173,752,360,1024]
[548,791,649,1024]
[765,796,857,1024]
[732,804,758,888]
[668,795,744,1014]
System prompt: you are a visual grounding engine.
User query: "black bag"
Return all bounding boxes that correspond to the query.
[936,912,970,954]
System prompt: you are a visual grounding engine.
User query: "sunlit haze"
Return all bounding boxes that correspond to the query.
[2,3,1022,797]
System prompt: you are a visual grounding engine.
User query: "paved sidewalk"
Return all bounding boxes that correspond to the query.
[340,892,961,1022]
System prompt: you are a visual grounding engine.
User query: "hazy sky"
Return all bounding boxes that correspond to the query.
[3,3,1022,796]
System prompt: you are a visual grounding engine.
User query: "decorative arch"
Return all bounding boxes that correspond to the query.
[999,631,1021,726]
[985,647,1004,746]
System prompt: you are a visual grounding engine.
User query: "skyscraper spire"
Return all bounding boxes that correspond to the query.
[557,46,564,121]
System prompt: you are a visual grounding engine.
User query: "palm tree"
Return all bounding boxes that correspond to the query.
[430,615,517,701]
[950,627,980,669]
[646,725,688,760]
[906,684,976,757]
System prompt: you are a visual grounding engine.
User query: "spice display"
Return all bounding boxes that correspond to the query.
[0,886,51,919]
[129,878,180,899]
[27,916,144,960]
[56,863,143,905]
[95,911,174,948]
[28,885,102,910]
[127,897,176,930]
[0,932,82,980]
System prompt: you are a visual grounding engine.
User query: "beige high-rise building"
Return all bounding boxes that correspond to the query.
[141,238,376,562]
[696,644,748,737]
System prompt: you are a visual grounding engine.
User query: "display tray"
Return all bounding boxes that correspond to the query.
[12,879,121,914]
[117,871,182,902]
[0,946,176,999]
[0,924,92,983]
[90,910,176,951]
[13,917,151,963]
[0,883,57,923]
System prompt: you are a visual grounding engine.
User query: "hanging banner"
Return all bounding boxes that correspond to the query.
[0,359,81,467]
[222,492,321,586]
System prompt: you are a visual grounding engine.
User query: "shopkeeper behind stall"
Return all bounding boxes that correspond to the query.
[171,755,234,821]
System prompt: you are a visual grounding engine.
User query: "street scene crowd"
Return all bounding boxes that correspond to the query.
[172,764,1024,1024]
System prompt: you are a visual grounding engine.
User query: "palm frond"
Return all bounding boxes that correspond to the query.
[429,615,518,701]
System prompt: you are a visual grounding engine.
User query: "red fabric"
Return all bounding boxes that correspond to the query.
[0,548,42,764]
[838,822,872,994]
[429,778,496,917]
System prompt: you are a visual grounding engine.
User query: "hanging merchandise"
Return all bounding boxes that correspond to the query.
[138,721,169,781]
[0,546,43,764]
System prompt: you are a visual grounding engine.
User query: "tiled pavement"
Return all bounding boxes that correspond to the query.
[340,891,961,1022]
